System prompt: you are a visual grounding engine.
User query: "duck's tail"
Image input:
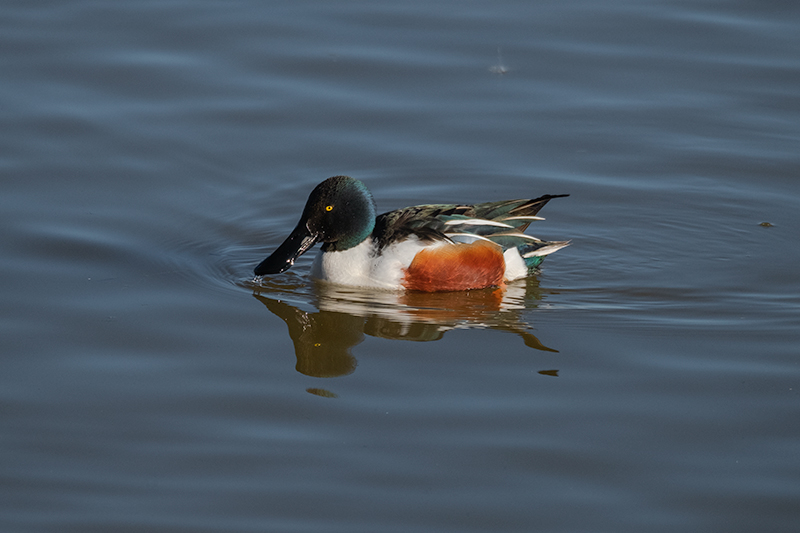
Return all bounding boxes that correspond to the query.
[472,194,570,231]
[517,239,571,270]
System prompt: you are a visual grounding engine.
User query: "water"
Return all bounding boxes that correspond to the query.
[2,1,799,531]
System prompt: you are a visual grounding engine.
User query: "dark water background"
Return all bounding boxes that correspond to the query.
[2,1,799,531]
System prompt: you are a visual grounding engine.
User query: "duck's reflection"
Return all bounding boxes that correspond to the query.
[253,277,558,379]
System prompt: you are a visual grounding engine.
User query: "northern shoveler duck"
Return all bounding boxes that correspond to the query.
[254,176,569,292]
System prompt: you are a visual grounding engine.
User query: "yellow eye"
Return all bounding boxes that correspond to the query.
[325,205,333,211]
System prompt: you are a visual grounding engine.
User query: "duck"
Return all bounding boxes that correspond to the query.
[254,176,569,292]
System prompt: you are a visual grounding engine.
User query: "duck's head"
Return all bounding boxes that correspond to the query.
[254,176,377,276]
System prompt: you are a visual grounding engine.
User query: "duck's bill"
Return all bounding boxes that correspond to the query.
[254,222,319,276]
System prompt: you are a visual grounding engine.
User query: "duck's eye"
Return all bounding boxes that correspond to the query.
[325,205,333,212]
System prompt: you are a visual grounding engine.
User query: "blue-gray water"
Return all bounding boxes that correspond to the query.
[2,1,799,531]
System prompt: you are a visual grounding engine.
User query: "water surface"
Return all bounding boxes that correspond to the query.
[2,1,799,532]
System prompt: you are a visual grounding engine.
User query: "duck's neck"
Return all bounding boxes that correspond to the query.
[321,223,374,252]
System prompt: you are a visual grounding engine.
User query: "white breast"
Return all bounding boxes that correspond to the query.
[310,236,443,290]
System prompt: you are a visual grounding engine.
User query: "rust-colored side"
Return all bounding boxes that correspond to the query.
[402,240,505,292]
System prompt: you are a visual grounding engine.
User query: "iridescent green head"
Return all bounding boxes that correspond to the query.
[254,176,377,275]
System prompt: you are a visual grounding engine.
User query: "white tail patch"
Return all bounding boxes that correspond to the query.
[503,248,528,281]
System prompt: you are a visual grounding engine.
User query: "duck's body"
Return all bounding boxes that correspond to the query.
[255,176,569,292]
